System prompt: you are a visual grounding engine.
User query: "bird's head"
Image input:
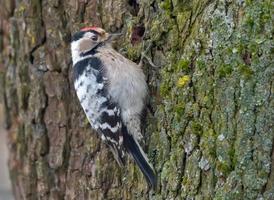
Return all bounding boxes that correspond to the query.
[71,26,121,64]
[71,27,108,56]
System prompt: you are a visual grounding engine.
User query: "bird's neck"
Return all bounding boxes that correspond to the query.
[71,42,106,65]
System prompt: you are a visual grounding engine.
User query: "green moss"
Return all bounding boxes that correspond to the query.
[202,95,211,107]
[196,59,206,70]
[159,83,170,97]
[201,129,217,158]
[238,64,253,79]
[177,59,190,71]
[217,64,233,78]
[159,0,172,11]
[245,15,255,29]
[150,20,165,42]
[166,25,180,49]
[191,121,202,136]
[216,161,232,176]
[228,147,236,169]
[126,47,139,61]
[174,102,185,120]
[159,65,173,97]
[160,161,171,180]
[203,128,215,138]
[174,102,185,116]
[182,177,191,186]
[176,12,191,31]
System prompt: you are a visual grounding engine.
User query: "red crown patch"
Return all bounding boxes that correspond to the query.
[81,26,98,31]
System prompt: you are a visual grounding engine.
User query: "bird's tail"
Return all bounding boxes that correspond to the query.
[122,125,157,190]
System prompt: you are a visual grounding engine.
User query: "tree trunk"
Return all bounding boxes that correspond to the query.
[1,0,273,199]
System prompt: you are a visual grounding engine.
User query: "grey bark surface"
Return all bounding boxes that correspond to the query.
[0,0,273,199]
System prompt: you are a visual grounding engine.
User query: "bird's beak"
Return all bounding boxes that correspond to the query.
[105,32,123,42]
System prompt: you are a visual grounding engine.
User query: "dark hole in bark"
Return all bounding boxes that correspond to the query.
[242,51,252,65]
[128,0,140,16]
[29,54,34,64]
[131,25,145,45]
[150,1,158,12]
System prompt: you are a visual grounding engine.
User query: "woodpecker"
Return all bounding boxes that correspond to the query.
[71,26,157,189]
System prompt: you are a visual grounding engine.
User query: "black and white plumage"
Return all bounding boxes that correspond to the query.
[71,27,157,189]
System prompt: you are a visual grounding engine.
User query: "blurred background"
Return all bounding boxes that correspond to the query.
[0,104,13,200]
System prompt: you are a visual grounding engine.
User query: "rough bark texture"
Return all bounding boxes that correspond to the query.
[0,0,273,199]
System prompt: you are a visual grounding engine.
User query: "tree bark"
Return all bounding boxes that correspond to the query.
[1,0,273,199]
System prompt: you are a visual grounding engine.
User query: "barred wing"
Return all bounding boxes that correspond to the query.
[73,57,125,165]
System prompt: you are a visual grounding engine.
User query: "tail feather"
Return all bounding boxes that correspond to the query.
[122,125,157,189]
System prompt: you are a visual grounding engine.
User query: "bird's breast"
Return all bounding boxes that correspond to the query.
[99,51,147,116]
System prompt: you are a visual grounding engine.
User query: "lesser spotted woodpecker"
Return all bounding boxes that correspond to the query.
[71,26,157,189]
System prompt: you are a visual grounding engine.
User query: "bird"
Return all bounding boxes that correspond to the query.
[70,26,157,189]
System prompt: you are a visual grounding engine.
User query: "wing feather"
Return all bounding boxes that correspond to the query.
[73,57,125,164]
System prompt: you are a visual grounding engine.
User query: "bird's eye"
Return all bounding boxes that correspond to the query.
[91,35,98,41]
